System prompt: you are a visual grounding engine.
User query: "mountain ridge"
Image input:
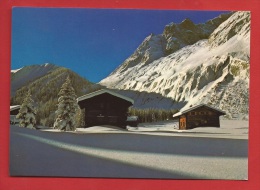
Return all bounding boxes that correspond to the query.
[11,63,59,96]
[11,11,250,121]
[100,11,250,119]
[107,12,233,77]
[11,63,96,126]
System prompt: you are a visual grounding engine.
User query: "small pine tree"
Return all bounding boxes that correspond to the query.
[16,90,37,129]
[54,76,79,131]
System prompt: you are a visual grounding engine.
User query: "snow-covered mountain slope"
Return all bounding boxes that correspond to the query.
[11,63,58,96]
[107,12,232,76]
[113,89,185,110]
[11,68,23,73]
[11,64,95,127]
[100,11,250,119]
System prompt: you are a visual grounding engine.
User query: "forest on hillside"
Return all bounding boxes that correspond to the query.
[11,68,100,127]
[11,67,179,127]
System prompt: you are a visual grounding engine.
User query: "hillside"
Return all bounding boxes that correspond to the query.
[11,64,98,126]
[100,11,250,119]
[11,63,59,96]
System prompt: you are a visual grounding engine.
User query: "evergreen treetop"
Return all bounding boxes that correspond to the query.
[16,90,37,129]
[54,76,79,131]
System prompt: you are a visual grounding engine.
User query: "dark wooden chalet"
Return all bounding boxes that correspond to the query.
[77,89,134,128]
[10,105,20,125]
[172,104,225,130]
[10,105,20,115]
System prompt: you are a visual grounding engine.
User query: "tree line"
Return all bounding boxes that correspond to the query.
[128,107,179,123]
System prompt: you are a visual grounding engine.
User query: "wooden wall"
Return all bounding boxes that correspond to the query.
[78,93,132,127]
[10,109,19,115]
[180,106,223,129]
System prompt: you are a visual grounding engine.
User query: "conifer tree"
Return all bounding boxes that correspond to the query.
[54,76,79,131]
[16,90,37,129]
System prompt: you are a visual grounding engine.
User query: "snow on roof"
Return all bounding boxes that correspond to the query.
[10,105,21,111]
[172,104,225,118]
[172,112,182,118]
[77,89,134,104]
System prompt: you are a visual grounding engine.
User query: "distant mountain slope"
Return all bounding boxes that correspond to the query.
[11,63,58,96]
[113,89,185,110]
[100,11,250,119]
[11,64,97,126]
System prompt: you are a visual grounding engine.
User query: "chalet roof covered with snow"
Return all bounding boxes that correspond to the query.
[10,105,21,111]
[77,89,134,104]
[172,104,226,118]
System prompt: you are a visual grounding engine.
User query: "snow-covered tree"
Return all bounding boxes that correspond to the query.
[54,76,79,131]
[16,90,37,129]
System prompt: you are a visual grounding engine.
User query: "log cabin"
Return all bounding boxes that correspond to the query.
[77,89,134,128]
[10,105,20,125]
[172,104,225,130]
[10,105,20,115]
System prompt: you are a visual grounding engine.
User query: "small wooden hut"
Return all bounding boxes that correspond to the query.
[10,105,20,125]
[172,104,225,130]
[10,105,20,115]
[77,89,134,128]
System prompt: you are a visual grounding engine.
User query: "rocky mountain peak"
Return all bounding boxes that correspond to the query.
[180,18,196,29]
[109,33,166,75]
[209,11,250,48]
[163,12,233,54]
[100,11,250,119]
[104,12,233,80]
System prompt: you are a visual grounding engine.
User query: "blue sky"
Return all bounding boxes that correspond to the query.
[12,8,228,82]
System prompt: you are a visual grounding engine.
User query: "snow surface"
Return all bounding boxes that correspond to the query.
[40,119,248,140]
[10,119,248,179]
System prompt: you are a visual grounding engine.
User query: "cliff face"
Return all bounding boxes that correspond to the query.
[100,11,250,119]
[107,12,233,77]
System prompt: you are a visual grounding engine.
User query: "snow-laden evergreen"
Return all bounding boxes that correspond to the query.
[16,90,37,129]
[54,76,79,131]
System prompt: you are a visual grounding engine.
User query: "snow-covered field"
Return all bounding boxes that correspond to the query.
[10,120,248,179]
[132,119,249,139]
[41,119,248,139]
